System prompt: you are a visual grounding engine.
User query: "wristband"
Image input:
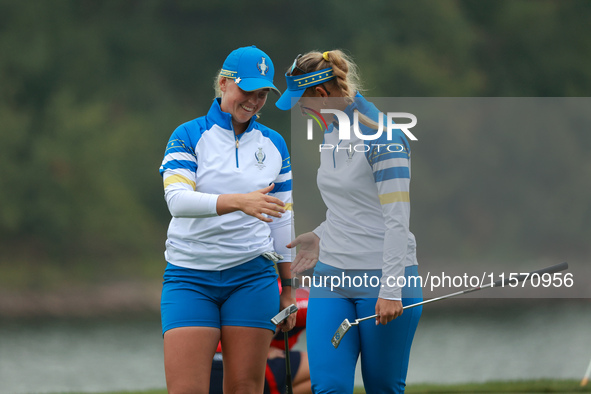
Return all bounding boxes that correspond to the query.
[281,278,293,288]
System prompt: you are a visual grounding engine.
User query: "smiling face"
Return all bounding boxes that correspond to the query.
[219,77,269,134]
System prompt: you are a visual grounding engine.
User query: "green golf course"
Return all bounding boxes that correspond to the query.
[79,379,590,394]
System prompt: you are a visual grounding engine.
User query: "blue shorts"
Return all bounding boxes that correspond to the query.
[160,256,279,335]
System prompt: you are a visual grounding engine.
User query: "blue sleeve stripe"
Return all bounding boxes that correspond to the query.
[373,167,410,183]
[280,164,292,174]
[259,127,291,169]
[369,150,409,165]
[165,146,196,156]
[161,160,197,172]
[165,137,197,156]
[272,180,292,193]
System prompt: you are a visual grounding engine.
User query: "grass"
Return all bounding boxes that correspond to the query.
[81,379,590,394]
[403,379,590,393]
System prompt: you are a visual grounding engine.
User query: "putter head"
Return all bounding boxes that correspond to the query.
[331,319,353,349]
[271,304,298,326]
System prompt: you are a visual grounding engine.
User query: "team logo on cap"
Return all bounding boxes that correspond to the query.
[257,57,269,76]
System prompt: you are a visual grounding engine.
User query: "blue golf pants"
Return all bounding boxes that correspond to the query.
[306,264,422,393]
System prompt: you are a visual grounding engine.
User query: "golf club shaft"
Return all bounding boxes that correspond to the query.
[355,262,568,324]
[285,334,293,394]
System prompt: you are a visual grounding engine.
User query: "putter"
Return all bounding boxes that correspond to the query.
[332,262,569,348]
[271,304,298,394]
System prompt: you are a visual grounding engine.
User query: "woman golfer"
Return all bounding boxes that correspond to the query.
[276,50,422,393]
[159,45,295,393]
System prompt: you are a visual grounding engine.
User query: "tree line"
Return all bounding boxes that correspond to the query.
[1,0,589,288]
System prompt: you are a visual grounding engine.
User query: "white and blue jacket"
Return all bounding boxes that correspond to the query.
[159,98,293,271]
[313,94,417,299]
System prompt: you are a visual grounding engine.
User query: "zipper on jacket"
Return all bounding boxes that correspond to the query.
[235,136,240,167]
[229,118,240,168]
[231,114,251,168]
[333,139,343,168]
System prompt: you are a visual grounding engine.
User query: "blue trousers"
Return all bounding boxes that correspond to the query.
[306,264,422,393]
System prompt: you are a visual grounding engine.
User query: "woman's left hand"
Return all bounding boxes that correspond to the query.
[375,298,403,325]
[277,291,297,332]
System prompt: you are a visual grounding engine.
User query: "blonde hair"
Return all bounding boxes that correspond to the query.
[295,50,378,129]
[294,49,363,101]
[213,70,223,98]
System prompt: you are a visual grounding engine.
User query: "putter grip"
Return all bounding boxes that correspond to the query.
[492,262,568,288]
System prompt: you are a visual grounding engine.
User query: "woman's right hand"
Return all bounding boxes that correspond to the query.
[287,232,320,274]
[216,184,285,222]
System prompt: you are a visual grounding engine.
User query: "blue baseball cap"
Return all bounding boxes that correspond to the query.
[276,67,335,110]
[220,46,280,95]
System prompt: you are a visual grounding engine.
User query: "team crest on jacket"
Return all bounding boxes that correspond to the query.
[346,143,355,165]
[257,57,269,76]
[255,147,266,169]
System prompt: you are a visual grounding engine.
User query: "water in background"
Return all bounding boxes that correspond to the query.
[1,300,589,394]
